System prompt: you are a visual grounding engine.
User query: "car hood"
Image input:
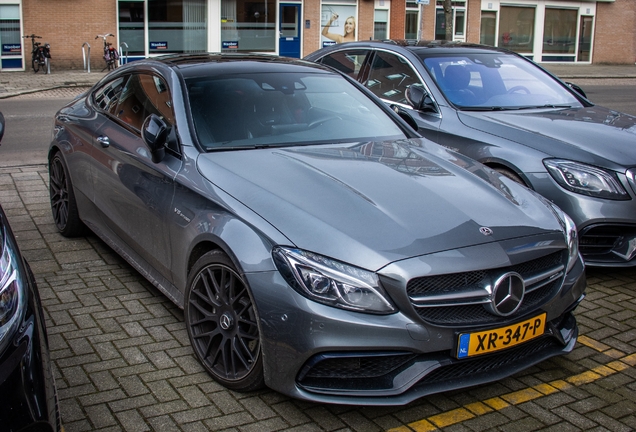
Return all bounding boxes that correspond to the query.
[458,105,636,169]
[197,139,562,270]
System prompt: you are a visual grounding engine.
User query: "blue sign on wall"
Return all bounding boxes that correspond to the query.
[2,44,21,54]
[222,41,238,49]
[150,41,168,50]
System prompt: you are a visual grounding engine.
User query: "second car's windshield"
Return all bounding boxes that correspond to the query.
[186,72,406,150]
[420,53,583,109]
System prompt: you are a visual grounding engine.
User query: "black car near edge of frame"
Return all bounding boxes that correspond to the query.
[0,113,60,431]
[48,53,585,405]
[305,40,636,267]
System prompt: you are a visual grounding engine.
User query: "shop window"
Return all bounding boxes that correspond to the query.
[374,9,388,40]
[499,6,535,54]
[221,0,276,52]
[480,11,496,46]
[0,4,21,69]
[405,4,419,40]
[149,0,207,54]
[321,3,357,47]
[119,1,145,56]
[542,8,577,56]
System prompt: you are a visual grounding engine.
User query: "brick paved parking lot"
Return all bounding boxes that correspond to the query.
[2,164,635,432]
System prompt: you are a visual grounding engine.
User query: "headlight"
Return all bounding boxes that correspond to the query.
[273,247,396,314]
[547,203,580,273]
[544,159,628,200]
[0,223,26,351]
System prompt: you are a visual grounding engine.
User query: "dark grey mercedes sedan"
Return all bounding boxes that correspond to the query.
[305,41,636,268]
[49,54,585,405]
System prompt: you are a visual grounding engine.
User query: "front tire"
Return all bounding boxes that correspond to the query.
[32,57,40,73]
[185,250,264,392]
[49,153,85,237]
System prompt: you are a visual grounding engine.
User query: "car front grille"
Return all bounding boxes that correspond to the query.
[579,224,636,263]
[407,251,565,326]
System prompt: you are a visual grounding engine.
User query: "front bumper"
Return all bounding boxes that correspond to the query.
[530,172,636,267]
[247,242,586,405]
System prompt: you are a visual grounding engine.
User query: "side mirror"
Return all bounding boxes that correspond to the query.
[142,114,168,163]
[566,82,587,99]
[405,85,437,113]
[0,111,5,143]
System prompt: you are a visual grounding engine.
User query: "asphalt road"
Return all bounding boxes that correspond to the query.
[580,82,636,116]
[0,97,71,167]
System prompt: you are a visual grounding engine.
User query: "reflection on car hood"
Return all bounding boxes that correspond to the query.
[458,106,636,169]
[197,139,561,270]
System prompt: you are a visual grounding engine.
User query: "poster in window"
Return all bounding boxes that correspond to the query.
[321,5,357,47]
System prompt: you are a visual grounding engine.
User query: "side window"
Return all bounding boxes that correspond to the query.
[365,51,423,105]
[93,76,129,115]
[114,73,175,131]
[318,50,370,79]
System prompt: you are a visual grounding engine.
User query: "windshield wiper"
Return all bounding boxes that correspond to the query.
[461,104,573,112]
[461,106,525,111]
[518,104,573,109]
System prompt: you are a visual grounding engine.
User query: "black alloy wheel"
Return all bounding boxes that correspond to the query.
[185,251,264,392]
[49,153,85,237]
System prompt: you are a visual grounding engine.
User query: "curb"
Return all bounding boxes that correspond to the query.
[0,83,94,99]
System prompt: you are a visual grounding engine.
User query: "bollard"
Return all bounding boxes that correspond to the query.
[119,42,128,66]
[82,42,91,73]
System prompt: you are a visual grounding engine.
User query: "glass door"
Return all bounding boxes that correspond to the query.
[279,4,301,58]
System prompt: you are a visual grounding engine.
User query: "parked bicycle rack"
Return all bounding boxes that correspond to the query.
[119,42,128,66]
[82,42,91,73]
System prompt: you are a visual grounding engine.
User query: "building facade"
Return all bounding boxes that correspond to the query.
[0,0,633,71]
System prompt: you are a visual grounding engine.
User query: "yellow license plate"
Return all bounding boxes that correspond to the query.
[457,313,546,359]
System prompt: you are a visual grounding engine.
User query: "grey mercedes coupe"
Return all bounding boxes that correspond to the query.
[48,54,585,405]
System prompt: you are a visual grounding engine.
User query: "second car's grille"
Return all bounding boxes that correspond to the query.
[579,224,636,263]
[407,252,565,326]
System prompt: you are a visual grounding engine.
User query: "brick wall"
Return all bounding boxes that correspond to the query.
[466,0,480,43]
[22,0,117,70]
[358,0,374,42]
[302,1,321,56]
[420,3,436,40]
[389,0,406,40]
[594,0,636,64]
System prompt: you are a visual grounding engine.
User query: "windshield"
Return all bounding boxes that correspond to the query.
[186,72,406,150]
[420,53,583,109]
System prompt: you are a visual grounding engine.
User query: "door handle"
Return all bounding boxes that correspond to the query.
[97,136,110,148]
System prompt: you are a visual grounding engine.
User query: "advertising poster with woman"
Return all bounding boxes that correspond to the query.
[321,5,357,48]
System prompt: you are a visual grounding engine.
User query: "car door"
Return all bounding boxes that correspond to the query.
[91,72,181,282]
[361,50,442,141]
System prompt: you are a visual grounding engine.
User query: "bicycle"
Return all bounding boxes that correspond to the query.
[22,34,51,73]
[96,33,119,71]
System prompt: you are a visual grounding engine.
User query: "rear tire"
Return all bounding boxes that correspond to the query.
[49,153,86,237]
[185,250,264,392]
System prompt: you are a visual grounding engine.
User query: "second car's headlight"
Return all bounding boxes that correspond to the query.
[544,159,628,200]
[273,247,397,314]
